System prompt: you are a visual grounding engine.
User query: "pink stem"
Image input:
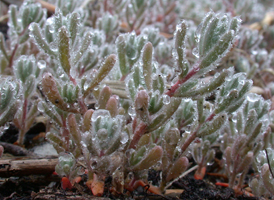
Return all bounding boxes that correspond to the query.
[166,65,200,97]
[180,130,197,154]
[69,75,77,85]
[79,97,87,115]
[205,112,216,122]
[129,121,148,149]
[8,44,18,69]
[120,74,127,81]
[180,111,215,155]
[9,26,29,69]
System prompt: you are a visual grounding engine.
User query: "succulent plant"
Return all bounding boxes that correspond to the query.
[2,0,274,198]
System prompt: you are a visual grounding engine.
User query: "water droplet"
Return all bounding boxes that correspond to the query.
[84,82,89,91]
[120,132,129,144]
[47,17,55,33]
[151,73,158,80]
[94,86,99,91]
[91,109,111,122]
[97,128,108,141]
[192,47,199,58]
[37,101,45,112]
[162,94,170,105]
[94,103,99,109]
[37,60,46,69]
[28,23,35,33]
[128,106,135,117]
[246,93,260,103]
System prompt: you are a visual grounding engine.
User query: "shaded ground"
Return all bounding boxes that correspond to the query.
[0,171,259,200]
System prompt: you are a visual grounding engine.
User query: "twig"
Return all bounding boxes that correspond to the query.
[0,157,58,177]
[164,165,198,191]
[0,142,35,157]
[0,14,8,23]
[265,149,274,179]
[36,0,55,13]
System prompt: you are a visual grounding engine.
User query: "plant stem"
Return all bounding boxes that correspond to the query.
[265,149,274,179]
[229,155,240,188]
[166,65,200,97]
[8,44,18,69]
[18,98,28,145]
[180,130,198,154]
[180,112,215,156]
[62,116,70,151]
[9,26,29,69]
[128,121,148,149]
[79,98,87,115]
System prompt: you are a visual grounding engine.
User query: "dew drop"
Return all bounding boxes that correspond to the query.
[84,82,89,91]
[162,94,170,105]
[94,102,99,109]
[151,73,158,80]
[192,47,199,58]
[37,60,46,69]
[120,132,129,144]
[128,106,135,117]
[91,109,111,122]
[94,86,99,91]
[37,101,45,112]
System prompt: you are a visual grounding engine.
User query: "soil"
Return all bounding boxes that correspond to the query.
[0,172,259,200]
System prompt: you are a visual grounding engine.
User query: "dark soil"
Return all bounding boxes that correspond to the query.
[173,176,257,200]
[0,172,259,200]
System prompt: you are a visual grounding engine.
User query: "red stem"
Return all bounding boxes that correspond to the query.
[180,130,198,154]
[8,44,18,69]
[79,98,87,115]
[128,121,148,149]
[180,111,216,155]
[8,26,29,69]
[132,117,137,133]
[205,112,216,122]
[120,74,127,81]
[166,65,200,97]
[79,67,86,78]
[69,75,77,85]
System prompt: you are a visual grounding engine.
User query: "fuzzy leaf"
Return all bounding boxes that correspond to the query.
[29,23,56,56]
[148,98,181,132]
[116,35,128,75]
[132,146,163,171]
[83,109,94,131]
[175,21,187,78]
[142,42,153,90]
[58,27,71,75]
[42,73,78,113]
[68,114,82,147]
[69,12,80,46]
[73,32,93,65]
[97,86,112,109]
[84,54,116,97]
[166,157,189,182]
[106,97,118,117]
[261,164,274,195]
[197,114,227,137]
[0,33,9,61]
